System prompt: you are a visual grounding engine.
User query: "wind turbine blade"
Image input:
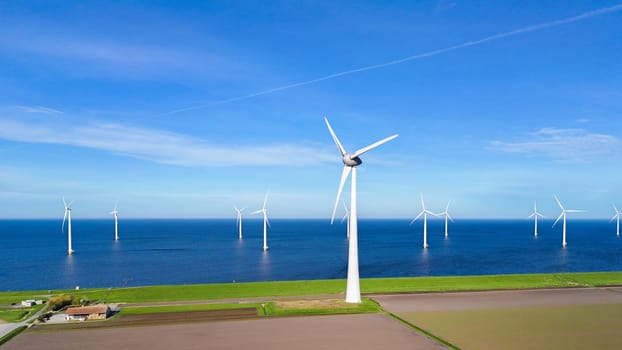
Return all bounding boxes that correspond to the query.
[114,200,118,211]
[554,195,564,210]
[565,209,585,213]
[62,210,67,233]
[263,193,269,210]
[534,201,537,212]
[410,211,424,225]
[420,193,425,210]
[611,215,617,223]
[324,117,346,156]
[265,214,271,228]
[447,213,454,222]
[553,212,563,227]
[528,213,535,219]
[613,204,619,214]
[446,200,451,212]
[250,209,263,215]
[352,134,398,158]
[341,211,348,224]
[62,197,67,208]
[331,166,351,224]
[67,200,74,208]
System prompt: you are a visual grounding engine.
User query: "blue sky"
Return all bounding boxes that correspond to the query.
[0,0,621,219]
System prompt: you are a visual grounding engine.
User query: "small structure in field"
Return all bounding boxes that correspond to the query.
[65,304,111,321]
[21,299,44,307]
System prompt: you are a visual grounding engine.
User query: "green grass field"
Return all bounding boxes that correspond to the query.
[404,303,622,350]
[2,272,621,306]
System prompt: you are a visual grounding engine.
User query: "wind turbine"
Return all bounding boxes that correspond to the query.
[109,201,119,241]
[528,201,545,237]
[437,200,453,238]
[553,196,584,247]
[234,206,245,240]
[325,117,398,304]
[251,193,270,251]
[611,204,621,236]
[62,198,75,255]
[411,194,438,248]
[341,202,351,240]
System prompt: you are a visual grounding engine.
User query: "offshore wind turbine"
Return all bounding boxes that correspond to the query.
[62,198,74,255]
[251,193,270,251]
[611,204,621,236]
[437,200,453,238]
[325,117,398,304]
[528,201,545,237]
[341,202,350,239]
[553,196,584,247]
[234,206,245,239]
[411,194,438,248]
[109,201,119,241]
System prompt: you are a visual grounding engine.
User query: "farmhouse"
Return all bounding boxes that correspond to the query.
[65,304,111,321]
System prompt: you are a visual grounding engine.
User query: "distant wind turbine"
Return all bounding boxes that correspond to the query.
[341,202,350,239]
[611,204,621,236]
[553,196,584,247]
[235,206,245,240]
[62,198,75,255]
[109,201,119,241]
[411,194,438,249]
[437,200,453,238]
[251,193,270,251]
[325,117,398,304]
[528,201,545,237]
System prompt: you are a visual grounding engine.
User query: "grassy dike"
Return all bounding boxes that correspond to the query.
[3,271,621,305]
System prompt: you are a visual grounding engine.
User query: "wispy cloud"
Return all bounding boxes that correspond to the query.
[0,119,333,167]
[490,127,622,161]
[166,3,622,114]
[12,105,63,115]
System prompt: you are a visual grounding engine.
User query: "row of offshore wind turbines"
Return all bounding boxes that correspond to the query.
[57,117,622,304]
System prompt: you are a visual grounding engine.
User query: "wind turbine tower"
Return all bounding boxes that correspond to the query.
[325,117,398,303]
[62,198,74,255]
[611,204,621,236]
[553,196,584,247]
[251,193,270,251]
[437,200,453,238]
[110,202,119,241]
[235,206,245,239]
[528,201,545,237]
[411,194,438,248]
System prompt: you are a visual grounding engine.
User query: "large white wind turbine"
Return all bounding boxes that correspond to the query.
[251,193,270,251]
[437,200,453,238]
[235,206,245,240]
[109,201,119,241]
[611,204,621,236]
[341,202,350,239]
[553,196,584,247]
[325,117,398,304]
[411,194,438,248]
[528,201,545,237]
[62,198,75,255]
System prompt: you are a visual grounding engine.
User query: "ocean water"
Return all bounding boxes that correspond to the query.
[1,219,621,291]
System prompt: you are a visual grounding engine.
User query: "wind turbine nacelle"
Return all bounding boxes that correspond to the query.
[342,154,362,167]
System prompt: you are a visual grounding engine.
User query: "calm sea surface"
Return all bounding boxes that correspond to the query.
[1,219,621,291]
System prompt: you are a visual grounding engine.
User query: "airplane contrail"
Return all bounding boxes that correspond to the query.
[165,4,622,115]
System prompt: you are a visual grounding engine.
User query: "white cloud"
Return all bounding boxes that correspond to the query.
[0,119,334,167]
[490,127,622,161]
[12,105,63,114]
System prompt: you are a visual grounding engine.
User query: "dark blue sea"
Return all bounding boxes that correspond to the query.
[1,219,621,291]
